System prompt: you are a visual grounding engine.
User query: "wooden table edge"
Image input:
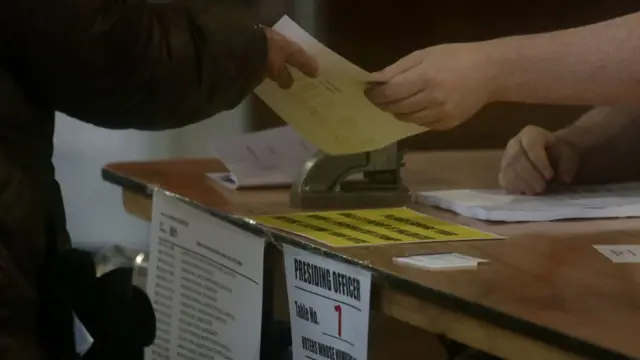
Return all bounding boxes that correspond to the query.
[114,186,593,360]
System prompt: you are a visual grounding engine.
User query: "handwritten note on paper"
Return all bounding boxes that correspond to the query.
[594,245,640,263]
[254,16,427,155]
[417,182,640,222]
[207,126,317,189]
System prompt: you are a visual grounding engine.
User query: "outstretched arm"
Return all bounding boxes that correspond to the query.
[2,0,315,130]
[487,12,640,106]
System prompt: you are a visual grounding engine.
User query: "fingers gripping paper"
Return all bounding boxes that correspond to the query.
[254,16,427,155]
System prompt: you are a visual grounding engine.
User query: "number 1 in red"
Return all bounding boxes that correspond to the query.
[334,304,342,337]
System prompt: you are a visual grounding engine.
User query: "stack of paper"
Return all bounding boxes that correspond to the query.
[208,126,316,189]
[416,183,640,222]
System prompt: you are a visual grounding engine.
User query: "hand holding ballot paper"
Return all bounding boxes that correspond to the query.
[263,24,319,89]
[254,16,428,155]
[222,16,640,226]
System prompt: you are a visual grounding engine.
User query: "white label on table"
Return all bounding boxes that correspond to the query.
[393,253,487,270]
[146,191,265,360]
[283,244,372,360]
[594,245,640,263]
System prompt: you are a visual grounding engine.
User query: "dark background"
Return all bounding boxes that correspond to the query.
[247,1,639,150]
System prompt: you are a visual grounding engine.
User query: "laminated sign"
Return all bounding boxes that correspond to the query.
[283,244,372,360]
[251,207,502,247]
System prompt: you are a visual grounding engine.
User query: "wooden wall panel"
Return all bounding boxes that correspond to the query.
[247,1,639,150]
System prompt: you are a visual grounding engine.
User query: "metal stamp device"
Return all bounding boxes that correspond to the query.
[289,143,410,210]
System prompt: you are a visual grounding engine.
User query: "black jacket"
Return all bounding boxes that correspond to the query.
[0,1,267,358]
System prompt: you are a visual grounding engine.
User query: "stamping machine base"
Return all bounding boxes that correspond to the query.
[289,143,410,210]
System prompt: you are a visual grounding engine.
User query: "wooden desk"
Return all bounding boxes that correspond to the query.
[103,150,640,360]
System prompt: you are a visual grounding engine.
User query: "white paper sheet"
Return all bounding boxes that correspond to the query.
[73,312,93,356]
[417,183,640,222]
[207,125,316,189]
[254,15,427,155]
[145,191,265,360]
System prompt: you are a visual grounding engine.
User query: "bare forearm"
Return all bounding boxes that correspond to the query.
[485,12,640,106]
[555,107,640,184]
[555,107,638,150]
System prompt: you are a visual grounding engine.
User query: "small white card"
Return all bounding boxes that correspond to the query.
[73,312,93,356]
[417,183,640,222]
[393,253,488,270]
[593,245,640,263]
[283,244,372,360]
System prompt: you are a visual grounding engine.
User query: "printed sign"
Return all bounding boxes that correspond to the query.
[283,244,372,360]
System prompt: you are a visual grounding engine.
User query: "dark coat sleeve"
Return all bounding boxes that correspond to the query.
[4,0,268,130]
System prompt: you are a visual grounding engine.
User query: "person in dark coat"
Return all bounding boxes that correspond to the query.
[0,1,318,359]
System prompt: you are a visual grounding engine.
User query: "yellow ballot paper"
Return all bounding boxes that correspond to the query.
[254,16,427,155]
[249,207,502,247]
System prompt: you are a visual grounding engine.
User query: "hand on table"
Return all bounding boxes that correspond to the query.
[263,26,319,89]
[499,125,580,195]
[365,43,495,130]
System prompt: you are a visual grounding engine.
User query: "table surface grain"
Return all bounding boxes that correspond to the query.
[103,150,640,360]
